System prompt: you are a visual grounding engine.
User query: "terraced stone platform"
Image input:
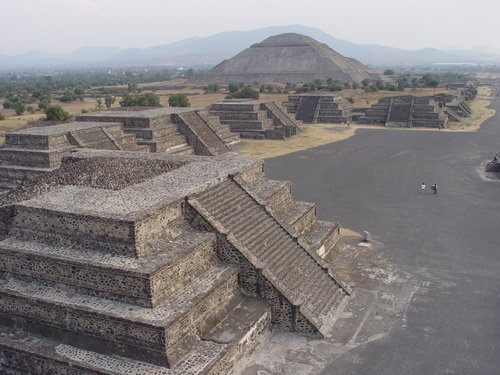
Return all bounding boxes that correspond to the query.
[0,122,142,190]
[358,95,449,128]
[284,93,352,124]
[210,100,301,140]
[77,107,239,156]
[0,149,350,374]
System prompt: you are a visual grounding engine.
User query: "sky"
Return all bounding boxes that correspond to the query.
[1,0,499,55]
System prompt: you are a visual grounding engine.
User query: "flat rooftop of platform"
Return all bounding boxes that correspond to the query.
[79,107,199,119]
[8,122,120,136]
[15,149,260,221]
[215,100,269,105]
[289,93,342,97]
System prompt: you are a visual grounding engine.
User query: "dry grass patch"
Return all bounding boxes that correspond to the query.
[234,124,355,159]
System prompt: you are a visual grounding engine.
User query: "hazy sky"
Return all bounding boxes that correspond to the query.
[1,0,498,55]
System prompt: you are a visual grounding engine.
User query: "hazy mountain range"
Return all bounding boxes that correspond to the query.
[1,25,500,70]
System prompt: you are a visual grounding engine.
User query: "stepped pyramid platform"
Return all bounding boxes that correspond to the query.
[0,149,350,374]
[198,33,375,84]
[210,100,302,140]
[77,107,239,156]
[0,121,143,190]
[358,95,449,128]
[284,93,353,124]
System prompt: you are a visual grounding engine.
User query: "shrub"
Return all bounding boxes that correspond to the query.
[120,93,161,107]
[44,104,71,121]
[384,69,395,75]
[346,96,354,104]
[168,93,191,107]
[226,86,259,99]
[0,112,5,121]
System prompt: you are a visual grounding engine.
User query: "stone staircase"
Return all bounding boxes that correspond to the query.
[77,109,195,155]
[176,111,231,156]
[197,111,241,145]
[261,101,302,136]
[295,96,320,123]
[188,178,350,337]
[210,101,296,140]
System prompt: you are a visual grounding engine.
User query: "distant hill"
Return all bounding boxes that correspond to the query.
[1,25,499,70]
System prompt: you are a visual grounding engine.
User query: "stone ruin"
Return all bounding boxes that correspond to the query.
[77,107,240,155]
[433,91,472,122]
[357,95,448,128]
[485,153,500,173]
[0,108,241,190]
[0,149,350,374]
[283,93,353,124]
[210,100,302,139]
[0,121,143,190]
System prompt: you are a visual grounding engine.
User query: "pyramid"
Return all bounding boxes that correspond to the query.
[199,33,374,84]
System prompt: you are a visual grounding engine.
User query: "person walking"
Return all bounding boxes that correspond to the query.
[421,182,426,193]
[431,184,438,194]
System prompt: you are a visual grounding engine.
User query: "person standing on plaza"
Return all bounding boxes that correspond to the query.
[421,182,426,193]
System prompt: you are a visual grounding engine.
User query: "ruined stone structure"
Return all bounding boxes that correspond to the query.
[283,93,353,124]
[358,96,448,128]
[0,122,143,190]
[447,82,478,101]
[198,33,375,84]
[485,154,500,173]
[76,107,239,156]
[210,100,302,139]
[433,91,472,122]
[0,149,350,374]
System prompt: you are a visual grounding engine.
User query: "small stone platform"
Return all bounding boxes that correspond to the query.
[0,149,350,374]
[77,107,239,155]
[210,100,301,140]
[358,95,448,128]
[0,121,142,190]
[283,93,353,124]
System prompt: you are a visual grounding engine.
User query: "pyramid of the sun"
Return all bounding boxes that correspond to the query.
[199,33,373,84]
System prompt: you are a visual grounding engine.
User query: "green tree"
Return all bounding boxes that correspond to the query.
[346,96,355,104]
[168,93,191,107]
[120,93,161,107]
[227,82,239,93]
[14,101,26,115]
[384,69,395,75]
[361,79,370,87]
[104,95,116,109]
[0,112,5,121]
[204,84,219,93]
[96,97,103,109]
[44,104,71,121]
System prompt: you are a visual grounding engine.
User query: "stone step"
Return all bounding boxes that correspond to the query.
[0,164,56,184]
[0,223,217,308]
[249,179,292,212]
[166,143,194,155]
[0,146,75,169]
[303,220,341,258]
[4,133,70,150]
[201,296,270,345]
[137,133,187,153]
[0,264,239,367]
[0,298,270,374]
[11,198,184,257]
[125,125,178,140]
[220,120,268,131]
[0,323,228,375]
[274,201,316,235]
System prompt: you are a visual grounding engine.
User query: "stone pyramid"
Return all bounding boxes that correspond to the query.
[199,33,373,84]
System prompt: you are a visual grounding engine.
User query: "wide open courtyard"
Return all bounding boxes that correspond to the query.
[238,93,500,374]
